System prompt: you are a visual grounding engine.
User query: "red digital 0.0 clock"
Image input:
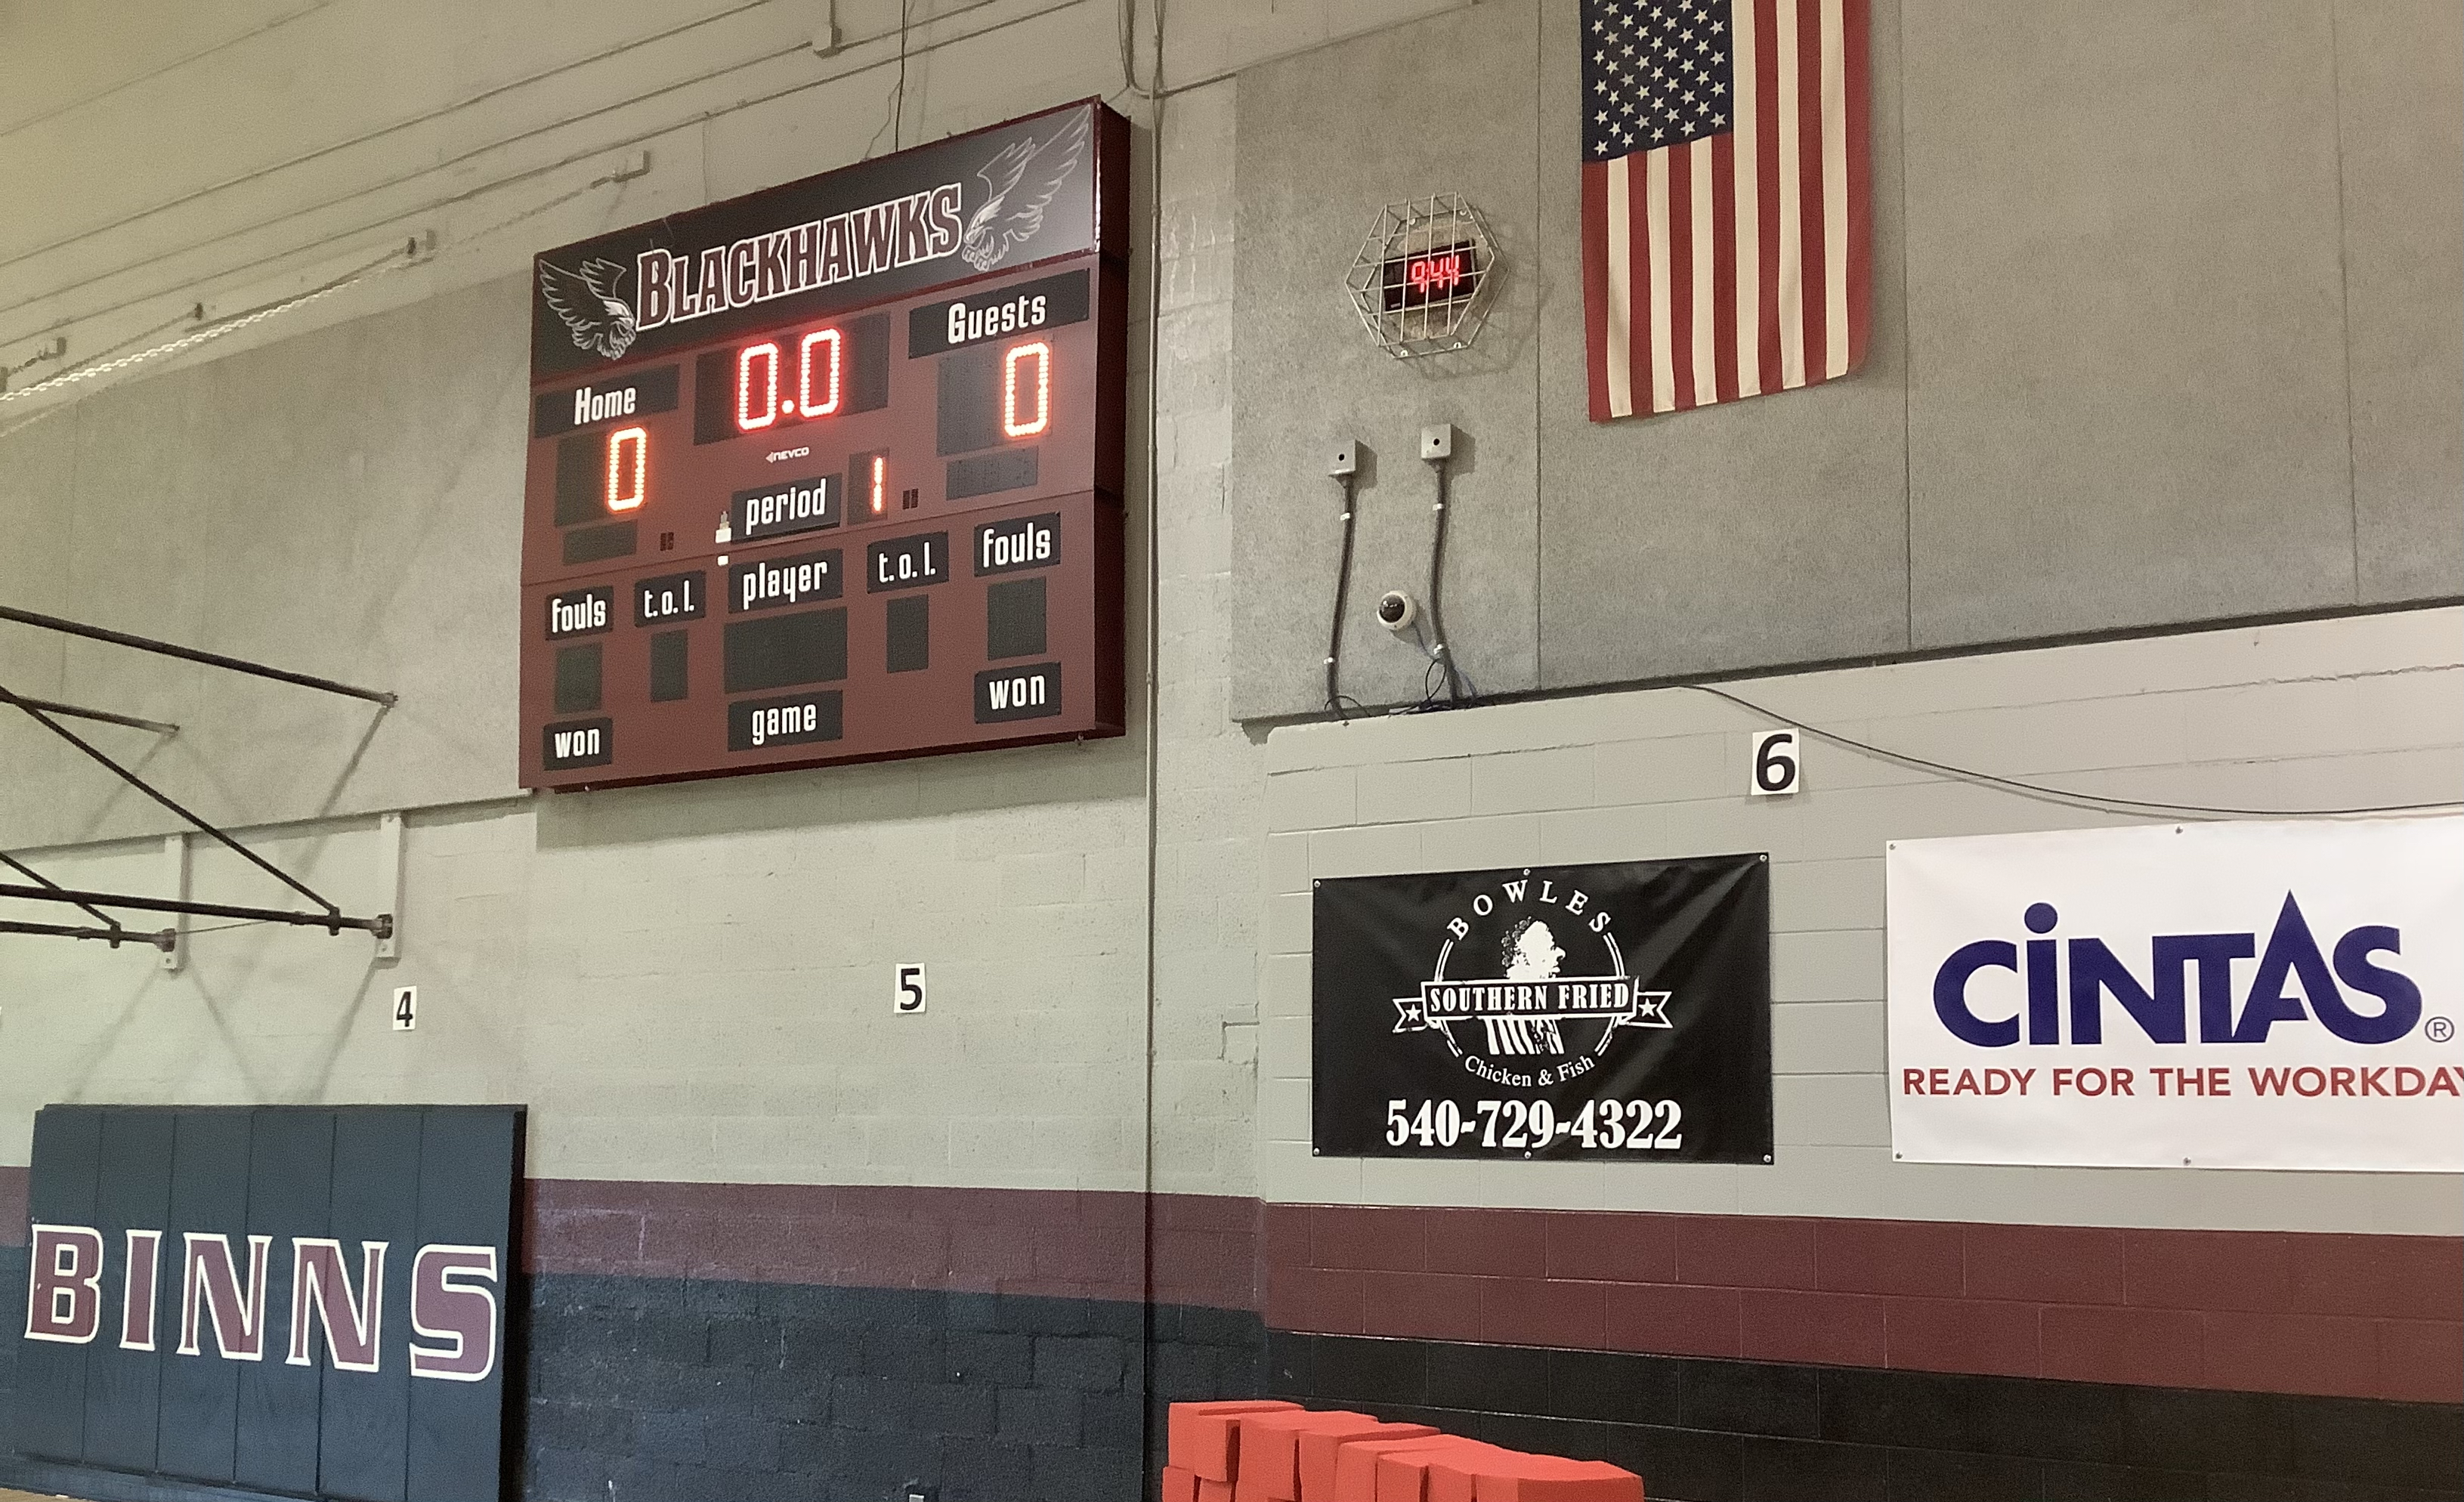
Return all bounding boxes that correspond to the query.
[520,100,1129,790]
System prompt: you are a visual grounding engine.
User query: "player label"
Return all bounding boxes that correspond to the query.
[974,513,1060,575]
[732,474,842,542]
[867,532,950,592]
[975,662,1062,722]
[545,586,614,639]
[634,571,706,626]
[728,691,844,751]
[541,716,614,770]
[731,549,842,613]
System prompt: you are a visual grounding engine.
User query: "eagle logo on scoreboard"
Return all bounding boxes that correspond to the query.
[1392,870,1672,1089]
[960,110,1093,273]
[538,256,639,360]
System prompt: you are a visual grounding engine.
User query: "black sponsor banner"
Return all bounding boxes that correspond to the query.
[1312,857,1773,1161]
[15,1104,522,1501]
[907,268,1093,357]
[530,100,1118,379]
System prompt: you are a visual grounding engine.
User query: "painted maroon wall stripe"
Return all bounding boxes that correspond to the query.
[524,1178,1260,1311]
[15,1171,2455,1406]
[1263,1203,2464,1406]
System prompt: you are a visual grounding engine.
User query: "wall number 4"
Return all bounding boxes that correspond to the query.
[391,986,418,1031]
[1749,730,1803,796]
[893,964,927,1015]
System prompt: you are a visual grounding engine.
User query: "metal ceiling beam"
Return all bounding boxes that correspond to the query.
[0,603,395,706]
[0,882,391,938]
[0,848,119,930]
[0,918,175,951]
[0,682,342,918]
[8,693,178,734]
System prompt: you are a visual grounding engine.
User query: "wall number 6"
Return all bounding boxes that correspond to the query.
[1749,730,1801,796]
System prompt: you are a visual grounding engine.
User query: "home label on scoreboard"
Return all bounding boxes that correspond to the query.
[519,99,1128,789]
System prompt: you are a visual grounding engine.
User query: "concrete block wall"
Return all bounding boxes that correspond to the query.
[1258,605,2464,1234]
[0,43,1273,1210]
[1229,0,2464,720]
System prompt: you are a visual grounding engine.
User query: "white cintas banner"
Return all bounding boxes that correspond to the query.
[1887,817,2464,1172]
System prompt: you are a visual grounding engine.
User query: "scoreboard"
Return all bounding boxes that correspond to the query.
[521,100,1128,790]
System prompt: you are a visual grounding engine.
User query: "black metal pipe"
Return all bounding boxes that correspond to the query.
[0,604,396,706]
[0,882,391,938]
[11,694,179,734]
[0,848,119,929]
[0,918,176,951]
[0,682,342,916]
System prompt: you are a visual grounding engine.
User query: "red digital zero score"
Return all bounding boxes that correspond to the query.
[518,101,1129,789]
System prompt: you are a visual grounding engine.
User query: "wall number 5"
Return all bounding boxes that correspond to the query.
[1749,730,1802,796]
[893,963,927,1015]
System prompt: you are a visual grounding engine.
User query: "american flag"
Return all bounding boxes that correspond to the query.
[1580,0,1870,421]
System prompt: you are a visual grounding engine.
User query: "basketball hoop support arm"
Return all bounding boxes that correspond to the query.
[0,882,390,939]
[0,611,399,948]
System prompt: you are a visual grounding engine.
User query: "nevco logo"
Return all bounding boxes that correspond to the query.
[1391,872,1671,1089]
[1933,894,2444,1049]
[23,1227,499,1382]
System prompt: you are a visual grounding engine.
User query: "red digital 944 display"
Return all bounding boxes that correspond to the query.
[520,101,1128,788]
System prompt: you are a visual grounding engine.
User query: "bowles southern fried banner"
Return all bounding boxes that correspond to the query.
[1312,857,1773,1161]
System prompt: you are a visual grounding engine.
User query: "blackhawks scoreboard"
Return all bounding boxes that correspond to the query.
[520,100,1129,789]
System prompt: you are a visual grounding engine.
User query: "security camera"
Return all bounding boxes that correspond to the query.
[1377,590,1418,631]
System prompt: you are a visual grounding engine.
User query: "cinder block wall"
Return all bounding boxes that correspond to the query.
[1254,608,2463,1497]
[4,2,2460,1500]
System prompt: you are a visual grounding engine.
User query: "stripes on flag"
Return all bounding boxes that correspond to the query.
[1582,0,1870,422]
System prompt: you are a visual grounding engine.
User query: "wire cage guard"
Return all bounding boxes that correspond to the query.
[1344,193,1499,360]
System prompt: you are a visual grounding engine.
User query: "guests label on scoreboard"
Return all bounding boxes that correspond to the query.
[731,474,842,542]
[975,513,1060,575]
[1312,858,1774,1162]
[908,270,1093,357]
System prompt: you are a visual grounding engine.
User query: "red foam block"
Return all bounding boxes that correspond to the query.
[1333,1436,1468,1502]
[1299,1421,1441,1502]
[1200,1479,1237,1502]
[1165,1466,1201,1502]
[1470,1457,1644,1502]
[1234,1408,1377,1502]
[1377,1439,1510,1502]
[1169,1400,1304,1482]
